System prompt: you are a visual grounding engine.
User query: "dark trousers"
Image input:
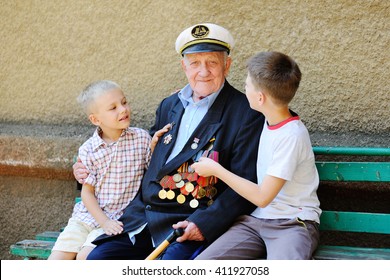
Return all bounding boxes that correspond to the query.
[87,226,205,260]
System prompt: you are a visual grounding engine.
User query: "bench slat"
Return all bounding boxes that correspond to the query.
[314,245,390,260]
[35,231,60,241]
[320,211,390,234]
[313,147,390,156]
[10,240,54,259]
[316,162,390,182]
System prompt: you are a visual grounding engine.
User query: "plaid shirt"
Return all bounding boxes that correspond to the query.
[72,127,152,228]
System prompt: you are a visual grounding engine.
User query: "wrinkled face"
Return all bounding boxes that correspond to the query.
[181,52,231,101]
[89,88,131,131]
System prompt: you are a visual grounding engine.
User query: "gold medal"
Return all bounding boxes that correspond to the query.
[198,187,206,198]
[158,189,167,199]
[172,173,182,183]
[209,187,217,197]
[166,189,175,200]
[185,182,194,192]
[207,199,214,206]
[189,199,199,208]
[177,194,186,204]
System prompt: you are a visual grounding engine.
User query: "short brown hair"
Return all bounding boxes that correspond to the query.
[246,51,301,105]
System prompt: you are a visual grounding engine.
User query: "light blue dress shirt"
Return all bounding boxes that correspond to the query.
[166,83,222,162]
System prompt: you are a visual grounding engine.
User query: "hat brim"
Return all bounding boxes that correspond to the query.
[181,43,230,55]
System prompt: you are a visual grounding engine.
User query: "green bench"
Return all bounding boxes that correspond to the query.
[10,197,81,260]
[312,146,390,260]
[10,146,390,260]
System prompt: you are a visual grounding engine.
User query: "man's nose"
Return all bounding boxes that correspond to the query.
[198,63,210,76]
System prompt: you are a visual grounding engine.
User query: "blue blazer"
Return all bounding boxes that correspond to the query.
[94,80,264,245]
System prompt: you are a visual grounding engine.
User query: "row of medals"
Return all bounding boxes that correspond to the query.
[159,171,217,208]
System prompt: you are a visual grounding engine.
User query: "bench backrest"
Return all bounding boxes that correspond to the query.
[313,146,390,182]
[313,146,390,235]
[320,211,390,234]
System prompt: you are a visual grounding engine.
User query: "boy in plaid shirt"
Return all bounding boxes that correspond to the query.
[49,80,169,260]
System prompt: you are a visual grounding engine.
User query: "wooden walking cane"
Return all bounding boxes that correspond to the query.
[145,228,184,260]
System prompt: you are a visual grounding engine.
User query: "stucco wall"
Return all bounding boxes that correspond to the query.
[0,0,389,260]
[1,0,389,132]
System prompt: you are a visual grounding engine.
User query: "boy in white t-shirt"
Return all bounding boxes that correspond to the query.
[192,51,321,259]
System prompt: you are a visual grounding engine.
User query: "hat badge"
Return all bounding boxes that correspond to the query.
[191,25,209,38]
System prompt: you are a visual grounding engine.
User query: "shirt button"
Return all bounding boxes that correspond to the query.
[145,205,152,211]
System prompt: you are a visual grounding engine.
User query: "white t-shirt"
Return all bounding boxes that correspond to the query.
[251,116,321,223]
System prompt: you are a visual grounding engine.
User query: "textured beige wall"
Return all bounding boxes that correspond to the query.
[1,0,389,132]
[1,0,389,260]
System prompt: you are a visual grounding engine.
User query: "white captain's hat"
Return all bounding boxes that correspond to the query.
[175,23,235,56]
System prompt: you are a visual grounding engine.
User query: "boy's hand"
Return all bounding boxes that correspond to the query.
[150,123,172,152]
[191,157,220,177]
[102,219,124,236]
[73,157,89,184]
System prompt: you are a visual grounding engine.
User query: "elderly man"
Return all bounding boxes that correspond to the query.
[75,23,264,260]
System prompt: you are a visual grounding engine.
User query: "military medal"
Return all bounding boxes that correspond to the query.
[162,121,175,145]
[180,185,190,195]
[197,176,209,187]
[163,134,172,144]
[190,198,199,208]
[158,189,167,199]
[172,173,182,182]
[166,189,175,200]
[176,180,184,188]
[186,172,198,181]
[159,175,176,189]
[185,182,194,192]
[191,137,199,150]
[177,194,186,204]
[159,175,176,200]
[158,145,220,208]
[208,186,217,197]
[197,187,206,198]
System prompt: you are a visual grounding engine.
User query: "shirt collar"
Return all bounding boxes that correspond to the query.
[90,126,134,151]
[178,82,224,109]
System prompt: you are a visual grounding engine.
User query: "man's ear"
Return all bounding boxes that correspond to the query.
[224,56,232,76]
[88,114,100,126]
[181,59,187,71]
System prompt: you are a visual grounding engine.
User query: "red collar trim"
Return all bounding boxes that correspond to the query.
[267,116,300,130]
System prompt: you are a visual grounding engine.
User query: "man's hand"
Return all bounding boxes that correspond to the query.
[73,157,89,184]
[172,220,205,242]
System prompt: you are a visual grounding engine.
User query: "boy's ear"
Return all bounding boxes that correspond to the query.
[258,91,265,105]
[88,114,100,126]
